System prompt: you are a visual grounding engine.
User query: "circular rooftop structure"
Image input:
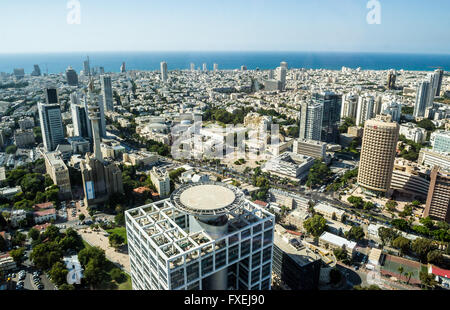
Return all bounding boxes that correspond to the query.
[170,182,245,217]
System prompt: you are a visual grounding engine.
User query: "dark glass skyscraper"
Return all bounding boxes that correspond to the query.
[312,92,342,143]
[45,87,58,104]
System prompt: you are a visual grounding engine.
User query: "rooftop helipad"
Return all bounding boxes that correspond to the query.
[171,182,245,217]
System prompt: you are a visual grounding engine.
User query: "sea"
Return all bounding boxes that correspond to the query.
[0,51,449,75]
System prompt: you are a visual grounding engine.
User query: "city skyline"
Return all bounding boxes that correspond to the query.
[1,0,450,54]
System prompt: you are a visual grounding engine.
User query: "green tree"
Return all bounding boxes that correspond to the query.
[28,228,40,241]
[405,271,414,285]
[110,268,126,283]
[411,238,434,262]
[109,233,125,249]
[0,235,7,252]
[48,262,69,286]
[345,226,365,242]
[420,270,437,290]
[347,196,363,209]
[378,227,398,246]
[385,200,398,211]
[427,250,443,266]
[83,260,108,289]
[78,246,107,268]
[417,119,436,131]
[12,231,26,247]
[333,246,350,264]
[419,217,434,229]
[0,213,6,230]
[79,214,85,221]
[5,145,17,154]
[9,247,26,265]
[30,242,63,270]
[391,219,410,232]
[303,214,327,237]
[306,160,332,188]
[59,284,75,290]
[392,236,411,255]
[59,228,84,252]
[115,212,125,226]
[397,266,404,281]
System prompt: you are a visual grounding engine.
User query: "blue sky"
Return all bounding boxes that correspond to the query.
[0,0,449,54]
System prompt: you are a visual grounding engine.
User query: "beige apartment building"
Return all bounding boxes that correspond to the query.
[424,167,450,223]
[357,114,399,195]
[43,151,72,199]
[150,167,171,198]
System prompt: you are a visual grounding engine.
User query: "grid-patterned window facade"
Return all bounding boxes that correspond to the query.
[125,199,274,290]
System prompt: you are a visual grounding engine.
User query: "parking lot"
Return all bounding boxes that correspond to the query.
[7,267,55,290]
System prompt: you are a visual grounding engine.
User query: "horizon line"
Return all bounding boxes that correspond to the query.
[1,50,450,56]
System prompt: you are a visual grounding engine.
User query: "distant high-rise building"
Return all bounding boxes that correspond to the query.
[357,114,399,195]
[340,93,358,119]
[356,94,375,126]
[44,87,59,104]
[373,96,383,116]
[83,57,90,76]
[84,82,106,138]
[70,93,91,139]
[312,92,342,143]
[99,67,105,75]
[190,62,195,71]
[100,75,114,111]
[38,101,65,152]
[241,65,247,71]
[31,64,41,76]
[427,72,440,106]
[413,80,431,117]
[275,66,287,90]
[424,167,450,223]
[80,80,123,208]
[387,71,396,89]
[434,69,444,97]
[213,63,219,72]
[13,68,25,79]
[268,70,274,79]
[66,66,79,86]
[160,61,168,82]
[280,61,288,69]
[381,101,402,123]
[120,62,126,73]
[299,101,323,141]
[202,63,207,71]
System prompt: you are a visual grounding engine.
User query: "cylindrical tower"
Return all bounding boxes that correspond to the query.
[171,182,245,290]
[357,114,399,195]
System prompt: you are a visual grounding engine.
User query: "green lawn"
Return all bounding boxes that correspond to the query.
[81,235,130,290]
[118,273,132,290]
[106,227,128,244]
